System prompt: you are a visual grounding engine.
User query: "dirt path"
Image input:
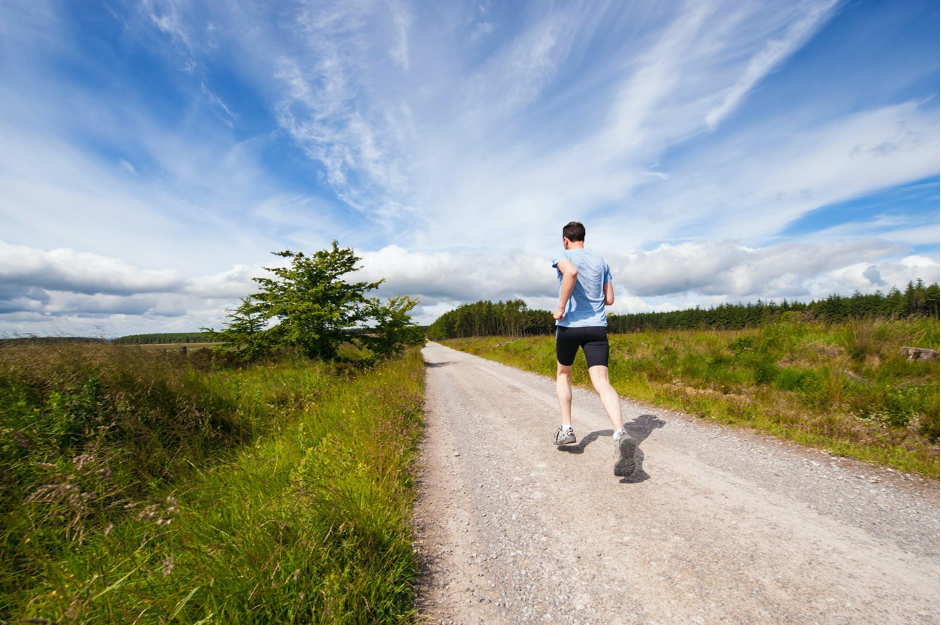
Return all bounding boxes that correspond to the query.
[412,342,939,625]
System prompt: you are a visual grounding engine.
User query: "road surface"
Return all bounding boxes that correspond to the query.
[412,342,939,624]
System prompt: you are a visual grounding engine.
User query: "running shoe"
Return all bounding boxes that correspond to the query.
[554,426,576,445]
[613,429,636,476]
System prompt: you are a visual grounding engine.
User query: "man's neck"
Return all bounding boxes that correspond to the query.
[566,242,585,250]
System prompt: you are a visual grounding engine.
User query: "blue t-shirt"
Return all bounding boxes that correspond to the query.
[551,248,612,327]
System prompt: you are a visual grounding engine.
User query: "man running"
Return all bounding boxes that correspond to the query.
[551,221,635,477]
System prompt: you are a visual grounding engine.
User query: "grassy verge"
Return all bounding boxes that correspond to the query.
[1,342,424,623]
[442,318,939,477]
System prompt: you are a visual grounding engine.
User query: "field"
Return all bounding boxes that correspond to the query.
[442,317,940,477]
[0,341,424,623]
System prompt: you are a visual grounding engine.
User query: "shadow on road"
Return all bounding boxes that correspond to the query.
[619,414,666,484]
[423,361,453,368]
[556,414,666,483]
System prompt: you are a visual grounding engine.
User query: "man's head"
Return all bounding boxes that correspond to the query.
[562,221,585,249]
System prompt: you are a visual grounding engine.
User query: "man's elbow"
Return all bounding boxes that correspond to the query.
[605,295,615,306]
[564,268,578,278]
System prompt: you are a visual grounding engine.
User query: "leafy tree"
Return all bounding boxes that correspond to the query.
[359,295,425,356]
[204,297,269,359]
[252,245,381,359]
[205,243,422,360]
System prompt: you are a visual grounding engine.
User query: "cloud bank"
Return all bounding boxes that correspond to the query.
[2,239,936,334]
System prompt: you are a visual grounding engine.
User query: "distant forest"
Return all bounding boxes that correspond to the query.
[111,332,215,344]
[425,281,940,340]
[110,328,431,344]
[0,337,105,345]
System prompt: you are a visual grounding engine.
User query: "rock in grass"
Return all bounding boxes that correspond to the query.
[843,370,872,386]
[899,346,940,362]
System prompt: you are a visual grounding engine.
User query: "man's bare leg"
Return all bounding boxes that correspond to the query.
[556,362,573,426]
[590,365,635,475]
[588,365,624,432]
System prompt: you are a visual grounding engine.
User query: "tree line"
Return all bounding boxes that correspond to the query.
[426,281,940,339]
[425,299,556,340]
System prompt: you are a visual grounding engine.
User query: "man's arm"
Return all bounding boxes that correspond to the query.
[604,282,614,306]
[553,259,577,321]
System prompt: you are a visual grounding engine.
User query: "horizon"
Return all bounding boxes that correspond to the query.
[1,0,939,336]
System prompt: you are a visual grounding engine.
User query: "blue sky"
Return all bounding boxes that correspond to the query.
[0,0,938,334]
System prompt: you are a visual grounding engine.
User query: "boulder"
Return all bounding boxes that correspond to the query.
[899,346,940,362]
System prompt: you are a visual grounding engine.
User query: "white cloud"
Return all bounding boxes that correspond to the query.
[812,255,941,297]
[354,245,555,301]
[605,239,919,297]
[0,241,183,295]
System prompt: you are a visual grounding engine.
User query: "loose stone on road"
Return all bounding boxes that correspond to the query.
[412,342,939,624]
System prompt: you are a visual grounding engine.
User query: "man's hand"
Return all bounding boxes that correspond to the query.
[553,305,565,321]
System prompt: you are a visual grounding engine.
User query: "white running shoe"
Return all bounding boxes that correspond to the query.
[554,426,576,445]
[613,429,636,476]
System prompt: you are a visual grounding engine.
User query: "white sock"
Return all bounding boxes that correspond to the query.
[613,428,623,441]
[561,424,573,431]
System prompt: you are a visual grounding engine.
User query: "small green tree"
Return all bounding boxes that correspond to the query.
[205,242,422,360]
[360,295,425,356]
[251,244,381,359]
[204,297,269,359]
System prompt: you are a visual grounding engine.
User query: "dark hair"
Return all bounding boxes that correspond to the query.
[562,221,585,242]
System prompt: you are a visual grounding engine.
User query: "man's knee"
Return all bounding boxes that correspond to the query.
[588,365,612,387]
[557,363,572,378]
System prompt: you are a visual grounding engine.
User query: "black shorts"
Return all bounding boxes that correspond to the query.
[555,325,609,368]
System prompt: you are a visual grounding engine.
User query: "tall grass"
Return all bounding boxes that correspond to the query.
[1,341,424,622]
[443,318,939,477]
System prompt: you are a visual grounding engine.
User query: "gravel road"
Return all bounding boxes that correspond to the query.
[412,342,939,625]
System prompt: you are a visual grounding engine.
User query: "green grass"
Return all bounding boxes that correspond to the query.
[442,318,939,477]
[1,341,424,623]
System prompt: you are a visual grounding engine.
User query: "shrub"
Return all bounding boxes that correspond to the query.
[919,392,940,442]
[839,316,885,360]
[752,361,779,385]
[775,367,821,393]
[882,386,930,428]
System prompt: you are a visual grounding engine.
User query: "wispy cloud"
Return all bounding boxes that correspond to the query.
[389,0,411,70]
[705,0,839,128]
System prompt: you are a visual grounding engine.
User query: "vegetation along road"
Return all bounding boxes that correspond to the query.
[414,342,939,624]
